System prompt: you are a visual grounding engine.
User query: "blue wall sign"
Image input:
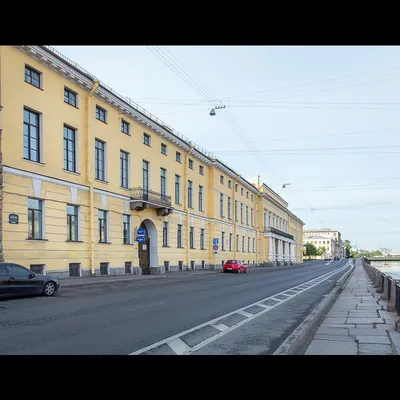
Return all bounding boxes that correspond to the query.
[136,236,145,243]
[137,228,146,236]
[213,238,219,245]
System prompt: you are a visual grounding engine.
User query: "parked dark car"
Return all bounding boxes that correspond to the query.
[0,262,59,299]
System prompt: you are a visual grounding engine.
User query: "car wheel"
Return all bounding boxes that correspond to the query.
[237,268,240,274]
[244,269,247,273]
[43,281,56,297]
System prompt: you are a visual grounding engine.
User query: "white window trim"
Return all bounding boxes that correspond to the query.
[64,86,79,108]
[41,200,46,239]
[25,64,43,89]
[96,105,108,123]
[77,206,82,241]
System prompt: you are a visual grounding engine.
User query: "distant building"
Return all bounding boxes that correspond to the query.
[303,228,345,259]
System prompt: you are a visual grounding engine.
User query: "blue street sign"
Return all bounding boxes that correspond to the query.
[137,228,146,236]
[213,238,219,245]
[136,236,145,243]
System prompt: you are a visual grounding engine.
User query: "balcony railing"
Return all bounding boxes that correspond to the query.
[130,187,172,208]
[264,226,294,240]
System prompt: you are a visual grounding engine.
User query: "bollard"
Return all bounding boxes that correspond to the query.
[388,279,397,312]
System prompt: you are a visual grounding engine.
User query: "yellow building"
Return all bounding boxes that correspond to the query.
[0,45,304,278]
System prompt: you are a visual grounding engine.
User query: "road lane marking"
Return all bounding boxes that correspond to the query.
[212,323,230,332]
[129,261,351,356]
[167,338,191,355]
[235,284,249,288]
[125,302,164,312]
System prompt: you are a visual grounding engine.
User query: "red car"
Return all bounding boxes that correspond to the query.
[223,260,248,273]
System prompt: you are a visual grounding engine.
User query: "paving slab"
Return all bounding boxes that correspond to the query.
[378,310,398,320]
[356,304,383,310]
[314,334,355,342]
[316,327,350,336]
[321,323,356,329]
[348,312,379,318]
[374,323,396,331]
[355,335,391,344]
[358,343,395,355]
[326,312,350,318]
[323,317,348,324]
[305,340,357,355]
[347,318,384,324]
[349,328,388,336]
[388,331,400,347]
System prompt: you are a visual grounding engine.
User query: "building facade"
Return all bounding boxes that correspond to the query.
[303,228,345,259]
[0,45,304,278]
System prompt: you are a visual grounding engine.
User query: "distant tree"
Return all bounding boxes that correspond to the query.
[317,246,326,256]
[344,240,352,258]
[369,250,384,257]
[351,250,360,259]
[305,243,318,259]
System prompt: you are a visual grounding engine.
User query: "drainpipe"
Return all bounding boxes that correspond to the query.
[184,146,194,270]
[86,79,100,275]
[0,46,3,262]
[232,175,240,259]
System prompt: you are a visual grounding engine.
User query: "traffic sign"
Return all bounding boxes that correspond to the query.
[213,244,219,251]
[213,238,219,245]
[137,228,146,236]
[136,236,145,243]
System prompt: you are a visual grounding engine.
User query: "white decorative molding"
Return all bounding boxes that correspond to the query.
[32,178,41,198]
[101,194,107,210]
[70,187,78,204]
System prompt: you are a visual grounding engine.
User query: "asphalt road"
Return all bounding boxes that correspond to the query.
[0,259,350,355]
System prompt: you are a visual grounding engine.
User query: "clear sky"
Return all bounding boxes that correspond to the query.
[53,45,400,251]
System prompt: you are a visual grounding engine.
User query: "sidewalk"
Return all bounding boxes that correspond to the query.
[59,263,305,287]
[304,259,400,355]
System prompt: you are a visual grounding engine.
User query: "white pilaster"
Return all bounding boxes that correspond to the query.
[278,240,284,263]
[268,236,274,262]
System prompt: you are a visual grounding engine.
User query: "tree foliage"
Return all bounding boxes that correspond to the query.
[305,243,318,259]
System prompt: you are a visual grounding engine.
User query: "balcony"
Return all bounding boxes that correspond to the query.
[130,187,173,216]
[264,227,294,241]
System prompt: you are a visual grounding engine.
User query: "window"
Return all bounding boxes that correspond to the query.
[220,193,224,217]
[25,65,41,88]
[176,152,182,163]
[177,224,183,248]
[235,184,238,192]
[189,159,194,169]
[251,195,254,201]
[199,165,204,175]
[63,125,76,172]
[246,191,249,199]
[220,175,224,184]
[246,206,249,225]
[222,231,225,251]
[120,150,129,188]
[241,188,244,195]
[248,237,250,253]
[142,160,149,194]
[161,143,167,155]
[23,108,40,163]
[163,222,168,247]
[241,203,244,224]
[125,262,132,274]
[236,235,239,251]
[123,215,131,244]
[64,87,77,107]
[6,264,32,278]
[30,264,44,275]
[228,180,232,189]
[269,214,271,227]
[188,180,193,208]
[264,213,267,229]
[251,209,253,226]
[190,227,194,249]
[253,238,255,253]
[229,233,232,251]
[143,133,151,146]
[175,175,181,204]
[228,197,231,219]
[28,198,43,239]
[95,105,107,123]
[235,200,238,222]
[242,236,245,252]
[121,119,130,135]
[200,228,205,249]
[160,168,167,200]
[67,205,78,241]
[98,210,108,243]
[199,185,203,211]
[95,139,106,181]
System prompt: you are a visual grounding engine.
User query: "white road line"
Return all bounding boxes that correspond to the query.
[125,302,164,312]
[238,310,255,318]
[235,283,249,288]
[167,338,191,355]
[212,323,230,332]
[129,261,351,356]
